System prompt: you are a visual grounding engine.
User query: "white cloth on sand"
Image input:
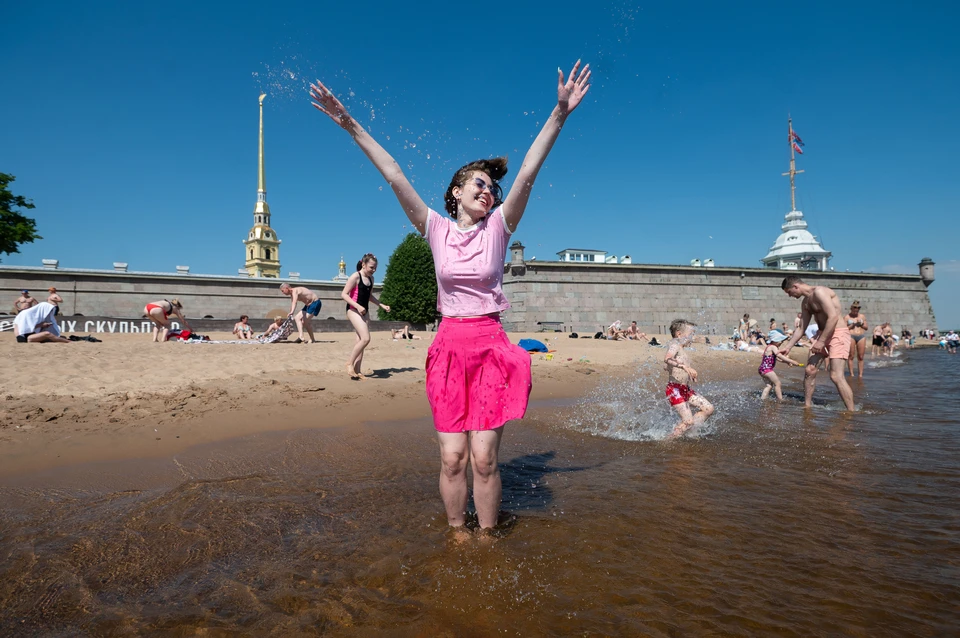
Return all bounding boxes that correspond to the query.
[13,302,61,337]
[804,322,819,341]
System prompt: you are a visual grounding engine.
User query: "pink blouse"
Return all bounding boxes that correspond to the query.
[423,207,512,317]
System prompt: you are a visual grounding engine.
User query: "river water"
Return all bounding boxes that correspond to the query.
[1,348,957,636]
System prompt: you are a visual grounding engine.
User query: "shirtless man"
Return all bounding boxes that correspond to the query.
[13,290,38,314]
[778,275,855,411]
[664,319,714,438]
[47,287,63,307]
[625,320,647,341]
[280,283,321,343]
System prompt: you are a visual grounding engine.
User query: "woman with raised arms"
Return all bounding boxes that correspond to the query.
[310,61,591,536]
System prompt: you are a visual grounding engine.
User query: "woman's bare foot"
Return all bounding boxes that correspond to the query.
[449,526,472,544]
[347,364,360,380]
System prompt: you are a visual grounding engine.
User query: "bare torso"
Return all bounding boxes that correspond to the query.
[666,343,692,385]
[845,312,867,336]
[293,287,319,304]
[802,286,843,335]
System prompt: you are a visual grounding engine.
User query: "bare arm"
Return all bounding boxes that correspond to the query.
[501,61,591,232]
[775,352,803,367]
[780,305,812,353]
[173,308,190,329]
[368,292,389,312]
[310,82,429,234]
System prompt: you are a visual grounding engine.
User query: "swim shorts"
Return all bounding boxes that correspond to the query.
[825,323,851,359]
[303,299,322,317]
[666,382,695,406]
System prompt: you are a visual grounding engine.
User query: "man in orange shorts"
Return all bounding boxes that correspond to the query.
[777,275,856,411]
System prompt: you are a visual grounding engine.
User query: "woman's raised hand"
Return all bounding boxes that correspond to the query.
[310,80,358,132]
[557,60,591,114]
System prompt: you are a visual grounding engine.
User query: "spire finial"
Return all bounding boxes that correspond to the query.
[258,94,267,195]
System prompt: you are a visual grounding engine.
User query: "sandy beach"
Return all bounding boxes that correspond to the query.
[1,330,766,478]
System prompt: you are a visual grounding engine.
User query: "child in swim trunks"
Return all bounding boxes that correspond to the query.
[758,342,802,401]
[664,319,714,438]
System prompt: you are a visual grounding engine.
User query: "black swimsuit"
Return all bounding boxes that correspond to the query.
[347,275,373,313]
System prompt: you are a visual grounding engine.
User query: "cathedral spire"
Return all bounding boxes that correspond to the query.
[243,93,281,277]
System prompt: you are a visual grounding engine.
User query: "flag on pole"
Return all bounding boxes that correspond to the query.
[791,131,804,147]
[792,141,804,154]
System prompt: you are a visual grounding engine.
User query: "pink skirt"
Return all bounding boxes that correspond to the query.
[426,315,532,433]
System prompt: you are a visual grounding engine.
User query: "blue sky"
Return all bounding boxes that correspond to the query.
[3,1,958,326]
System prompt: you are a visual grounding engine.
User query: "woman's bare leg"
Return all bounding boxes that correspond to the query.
[437,432,470,527]
[346,311,370,378]
[856,338,866,377]
[469,427,504,529]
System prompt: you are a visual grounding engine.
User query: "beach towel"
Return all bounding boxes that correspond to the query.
[12,302,61,337]
[518,338,548,353]
[188,317,296,344]
[766,330,788,343]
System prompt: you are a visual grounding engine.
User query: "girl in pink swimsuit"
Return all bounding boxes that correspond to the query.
[758,343,803,401]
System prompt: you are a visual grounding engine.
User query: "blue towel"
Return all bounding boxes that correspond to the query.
[518,338,548,352]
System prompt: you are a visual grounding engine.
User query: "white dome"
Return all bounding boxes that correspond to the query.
[762,209,831,270]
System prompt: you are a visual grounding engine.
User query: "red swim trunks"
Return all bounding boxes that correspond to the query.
[666,382,696,406]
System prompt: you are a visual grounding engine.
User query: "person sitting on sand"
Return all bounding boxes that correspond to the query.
[664,319,714,438]
[624,321,647,341]
[13,290,38,314]
[757,341,802,402]
[342,253,391,380]
[144,298,190,343]
[12,301,70,343]
[392,325,421,340]
[233,315,254,340]
[260,316,288,341]
[280,283,321,344]
[606,320,625,340]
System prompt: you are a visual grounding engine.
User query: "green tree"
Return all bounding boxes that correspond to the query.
[0,173,41,261]
[377,232,438,325]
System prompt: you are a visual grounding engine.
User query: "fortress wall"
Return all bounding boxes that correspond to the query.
[0,267,376,321]
[501,264,938,335]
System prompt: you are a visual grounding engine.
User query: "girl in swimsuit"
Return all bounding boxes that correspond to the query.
[844,301,868,378]
[144,298,189,342]
[341,254,390,379]
[758,342,802,401]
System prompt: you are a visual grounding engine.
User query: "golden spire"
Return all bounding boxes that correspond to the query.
[258,93,267,194]
[782,116,804,212]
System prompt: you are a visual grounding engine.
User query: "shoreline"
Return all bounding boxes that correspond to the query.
[3,331,930,484]
[1,331,759,481]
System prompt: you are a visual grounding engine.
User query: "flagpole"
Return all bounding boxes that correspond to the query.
[782,116,804,212]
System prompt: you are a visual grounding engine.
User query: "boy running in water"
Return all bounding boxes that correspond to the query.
[280,283,322,344]
[664,319,715,438]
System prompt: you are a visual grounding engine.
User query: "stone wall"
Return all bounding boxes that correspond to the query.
[0,266,378,321]
[501,262,938,335]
